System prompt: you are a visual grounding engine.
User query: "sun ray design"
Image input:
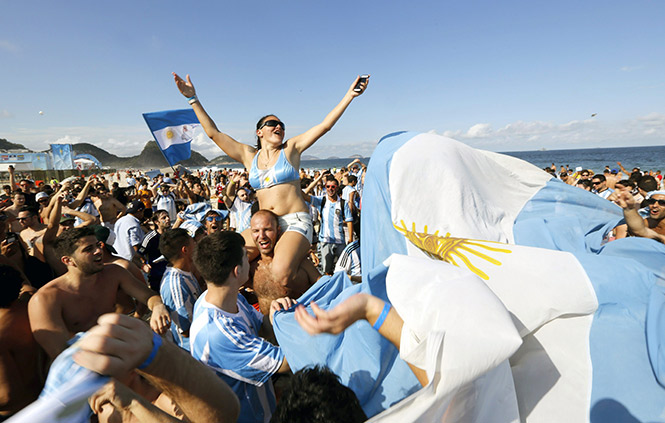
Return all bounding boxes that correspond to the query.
[393,220,512,280]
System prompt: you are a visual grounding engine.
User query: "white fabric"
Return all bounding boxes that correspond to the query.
[389,134,551,244]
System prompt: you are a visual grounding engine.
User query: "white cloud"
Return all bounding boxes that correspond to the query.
[0,40,19,53]
[0,109,13,119]
[433,113,665,151]
[620,65,643,72]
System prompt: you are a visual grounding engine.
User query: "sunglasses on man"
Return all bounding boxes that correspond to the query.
[645,198,665,207]
[259,120,285,130]
[206,215,223,222]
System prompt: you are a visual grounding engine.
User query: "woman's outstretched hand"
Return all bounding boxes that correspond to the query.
[348,75,370,98]
[173,72,196,98]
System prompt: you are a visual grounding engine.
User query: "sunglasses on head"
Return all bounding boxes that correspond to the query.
[645,198,665,207]
[259,120,285,130]
[206,215,222,222]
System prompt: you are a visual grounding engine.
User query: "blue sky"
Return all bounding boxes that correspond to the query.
[1,0,663,160]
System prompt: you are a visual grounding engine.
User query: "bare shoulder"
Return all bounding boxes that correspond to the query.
[27,279,65,317]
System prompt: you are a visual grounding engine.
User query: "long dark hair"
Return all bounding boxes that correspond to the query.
[255,114,278,150]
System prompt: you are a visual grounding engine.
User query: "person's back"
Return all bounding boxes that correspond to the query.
[0,265,44,418]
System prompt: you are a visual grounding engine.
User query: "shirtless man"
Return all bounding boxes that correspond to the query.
[617,191,665,243]
[250,210,320,314]
[27,226,171,359]
[18,205,47,260]
[91,185,127,229]
[4,191,27,232]
[0,265,42,419]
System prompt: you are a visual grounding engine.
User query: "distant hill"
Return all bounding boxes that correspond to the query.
[70,141,208,168]
[0,138,30,151]
[72,143,124,167]
[123,141,209,168]
[208,154,238,166]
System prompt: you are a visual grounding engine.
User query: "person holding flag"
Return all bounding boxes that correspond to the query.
[172,72,369,291]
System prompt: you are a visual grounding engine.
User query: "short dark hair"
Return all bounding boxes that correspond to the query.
[577,179,592,189]
[271,366,367,423]
[0,265,23,308]
[159,228,191,261]
[152,209,169,224]
[616,179,635,189]
[193,231,245,286]
[638,175,658,192]
[592,174,606,183]
[346,175,357,184]
[19,205,39,217]
[54,227,96,258]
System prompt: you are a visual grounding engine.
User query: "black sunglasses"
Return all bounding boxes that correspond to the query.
[259,120,285,130]
[645,198,665,207]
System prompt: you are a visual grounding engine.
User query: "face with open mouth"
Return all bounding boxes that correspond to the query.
[205,213,223,234]
[251,212,279,255]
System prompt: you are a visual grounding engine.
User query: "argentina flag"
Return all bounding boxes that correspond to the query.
[359,131,665,422]
[274,130,665,422]
[142,109,203,166]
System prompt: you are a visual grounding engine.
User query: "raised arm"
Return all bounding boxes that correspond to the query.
[290,75,369,154]
[62,205,98,227]
[303,171,327,195]
[295,293,428,386]
[68,178,94,209]
[173,73,256,166]
[75,313,240,423]
[617,191,665,243]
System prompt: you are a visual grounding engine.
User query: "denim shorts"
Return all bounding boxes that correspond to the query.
[277,212,313,243]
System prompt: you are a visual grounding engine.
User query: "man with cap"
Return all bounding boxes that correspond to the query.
[113,200,146,261]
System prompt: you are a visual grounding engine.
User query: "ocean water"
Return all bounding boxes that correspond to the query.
[208,145,664,175]
[503,145,665,174]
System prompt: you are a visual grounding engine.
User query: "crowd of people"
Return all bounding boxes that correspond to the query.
[0,74,381,423]
[2,150,663,421]
[542,162,665,242]
[1,70,663,421]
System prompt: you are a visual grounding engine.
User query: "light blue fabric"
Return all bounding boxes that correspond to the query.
[273,271,421,418]
[514,179,665,422]
[248,148,299,190]
[647,284,665,388]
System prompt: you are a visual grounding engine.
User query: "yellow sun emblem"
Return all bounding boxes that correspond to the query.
[166,130,174,139]
[393,220,511,280]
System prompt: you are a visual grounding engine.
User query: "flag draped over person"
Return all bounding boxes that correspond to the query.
[275,131,665,422]
[142,109,203,167]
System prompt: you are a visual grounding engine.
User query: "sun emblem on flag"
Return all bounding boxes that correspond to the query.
[393,220,511,280]
[166,129,174,139]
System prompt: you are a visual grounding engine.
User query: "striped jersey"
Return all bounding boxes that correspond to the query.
[190,292,283,423]
[159,267,202,351]
[230,197,253,233]
[334,240,361,277]
[311,195,353,244]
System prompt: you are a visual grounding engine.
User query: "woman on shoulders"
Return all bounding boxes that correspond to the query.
[173,72,369,289]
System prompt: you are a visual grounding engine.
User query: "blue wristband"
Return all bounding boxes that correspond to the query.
[372,302,392,331]
[138,332,162,370]
[186,95,197,101]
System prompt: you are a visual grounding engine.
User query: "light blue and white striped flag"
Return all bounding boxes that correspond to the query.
[142,109,204,166]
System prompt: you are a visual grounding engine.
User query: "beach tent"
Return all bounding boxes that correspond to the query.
[275,131,665,422]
